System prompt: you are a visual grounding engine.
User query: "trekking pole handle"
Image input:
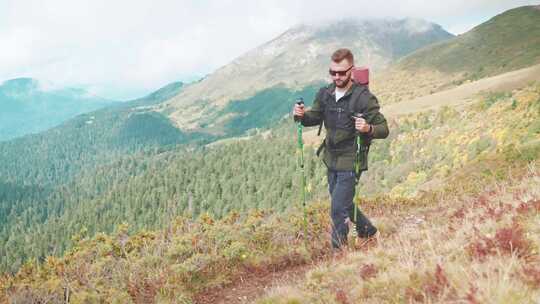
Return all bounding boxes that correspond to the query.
[351,113,364,120]
[296,97,304,106]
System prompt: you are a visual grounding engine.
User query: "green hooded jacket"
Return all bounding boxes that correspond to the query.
[296,82,389,171]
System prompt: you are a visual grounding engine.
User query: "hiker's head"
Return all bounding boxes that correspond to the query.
[330,48,354,89]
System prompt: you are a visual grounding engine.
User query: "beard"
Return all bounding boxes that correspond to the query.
[333,74,352,88]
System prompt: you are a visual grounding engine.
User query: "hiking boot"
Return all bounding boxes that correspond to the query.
[357,225,377,239]
[354,231,379,250]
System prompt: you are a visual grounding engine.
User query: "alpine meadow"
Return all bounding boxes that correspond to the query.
[1,4,540,304]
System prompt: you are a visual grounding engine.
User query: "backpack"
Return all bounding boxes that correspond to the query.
[316,67,372,183]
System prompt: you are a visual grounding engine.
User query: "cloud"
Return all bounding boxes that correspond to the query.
[0,0,536,99]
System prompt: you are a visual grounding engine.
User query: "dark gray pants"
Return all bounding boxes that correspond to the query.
[328,169,377,248]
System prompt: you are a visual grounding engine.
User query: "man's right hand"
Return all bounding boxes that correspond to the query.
[293,103,305,118]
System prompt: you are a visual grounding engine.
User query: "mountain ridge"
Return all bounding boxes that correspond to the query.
[159,17,453,131]
[365,4,540,105]
[397,5,540,79]
[0,78,119,141]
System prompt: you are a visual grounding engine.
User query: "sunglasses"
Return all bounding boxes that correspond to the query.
[329,65,353,77]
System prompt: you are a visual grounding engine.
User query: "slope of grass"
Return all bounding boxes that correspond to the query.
[0,201,334,302]
[369,5,540,106]
[1,83,539,303]
[398,6,540,81]
[1,81,538,276]
[258,164,540,303]
[221,84,321,136]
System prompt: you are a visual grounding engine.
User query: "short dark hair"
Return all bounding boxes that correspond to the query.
[331,48,354,65]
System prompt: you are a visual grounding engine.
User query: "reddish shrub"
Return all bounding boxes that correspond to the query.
[422,264,450,299]
[359,264,378,280]
[127,272,165,304]
[487,190,497,196]
[516,199,540,215]
[467,236,496,261]
[405,287,424,303]
[475,195,489,207]
[451,207,466,220]
[483,205,506,221]
[465,285,480,304]
[468,224,532,260]
[521,265,540,288]
[494,224,531,257]
[434,264,449,287]
[335,289,350,304]
[501,203,514,213]
[516,203,530,215]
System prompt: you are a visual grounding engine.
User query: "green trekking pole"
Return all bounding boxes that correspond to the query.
[354,136,361,230]
[295,98,308,244]
[352,114,364,238]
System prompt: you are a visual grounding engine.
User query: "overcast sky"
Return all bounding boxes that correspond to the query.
[1,0,537,100]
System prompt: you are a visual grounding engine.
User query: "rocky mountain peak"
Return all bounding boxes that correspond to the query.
[160,17,453,130]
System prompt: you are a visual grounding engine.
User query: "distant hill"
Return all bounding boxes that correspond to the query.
[0,81,195,272]
[399,5,540,80]
[0,81,190,188]
[0,78,119,141]
[124,81,184,108]
[372,5,540,104]
[158,17,453,133]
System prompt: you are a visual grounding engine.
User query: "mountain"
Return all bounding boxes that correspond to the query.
[0,78,119,141]
[0,7,539,303]
[0,81,193,271]
[400,5,540,78]
[157,18,453,133]
[372,5,540,104]
[0,81,190,188]
[124,81,184,108]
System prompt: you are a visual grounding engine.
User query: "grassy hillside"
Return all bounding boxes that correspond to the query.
[0,82,193,188]
[200,83,322,136]
[1,83,538,302]
[0,132,324,273]
[124,81,184,108]
[0,107,198,188]
[371,5,540,106]
[399,5,540,81]
[258,166,540,303]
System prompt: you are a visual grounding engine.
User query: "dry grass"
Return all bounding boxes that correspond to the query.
[257,163,540,303]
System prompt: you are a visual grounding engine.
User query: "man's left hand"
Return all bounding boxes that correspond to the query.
[354,117,371,133]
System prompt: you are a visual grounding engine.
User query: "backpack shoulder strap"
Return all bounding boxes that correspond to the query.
[348,84,370,115]
[316,85,333,136]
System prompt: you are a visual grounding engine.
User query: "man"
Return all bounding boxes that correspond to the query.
[293,48,389,249]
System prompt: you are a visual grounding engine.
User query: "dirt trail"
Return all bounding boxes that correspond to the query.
[194,204,407,304]
[194,246,376,304]
[194,260,319,304]
[194,203,413,304]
